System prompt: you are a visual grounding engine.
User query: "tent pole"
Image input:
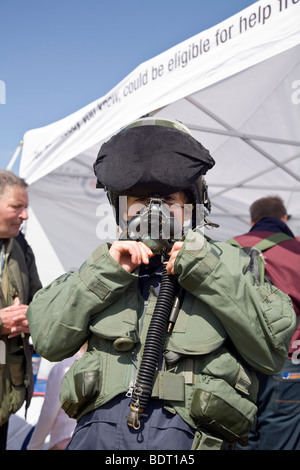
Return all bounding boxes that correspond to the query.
[185,97,300,183]
[185,123,300,147]
[6,141,23,171]
[211,151,300,198]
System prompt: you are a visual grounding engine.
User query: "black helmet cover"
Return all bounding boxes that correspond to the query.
[93,119,215,198]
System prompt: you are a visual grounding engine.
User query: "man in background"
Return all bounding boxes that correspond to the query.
[233,195,300,450]
[0,170,42,449]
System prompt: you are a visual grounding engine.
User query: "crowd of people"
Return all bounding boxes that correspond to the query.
[0,118,299,451]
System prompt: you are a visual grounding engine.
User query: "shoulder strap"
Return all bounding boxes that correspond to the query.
[252,233,293,252]
[227,233,293,251]
[226,238,242,248]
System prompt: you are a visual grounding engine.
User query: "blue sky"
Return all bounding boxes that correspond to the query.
[0,0,257,171]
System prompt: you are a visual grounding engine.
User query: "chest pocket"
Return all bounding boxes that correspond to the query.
[89,284,140,347]
[164,292,227,357]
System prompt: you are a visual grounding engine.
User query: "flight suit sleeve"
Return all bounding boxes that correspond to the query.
[174,229,296,374]
[26,243,139,361]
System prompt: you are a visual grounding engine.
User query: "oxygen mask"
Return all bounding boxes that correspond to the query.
[120,197,184,255]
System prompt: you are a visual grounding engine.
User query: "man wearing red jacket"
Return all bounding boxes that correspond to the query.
[233,195,300,450]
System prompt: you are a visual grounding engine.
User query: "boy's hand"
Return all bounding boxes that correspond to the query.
[109,241,154,272]
[166,242,184,275]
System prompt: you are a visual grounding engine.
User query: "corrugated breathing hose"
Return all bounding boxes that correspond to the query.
[126,263,178,429]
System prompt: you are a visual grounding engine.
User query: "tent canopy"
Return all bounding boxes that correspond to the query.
[19,0,300,285]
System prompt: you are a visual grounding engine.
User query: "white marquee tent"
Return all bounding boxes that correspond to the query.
[16,0,300,287]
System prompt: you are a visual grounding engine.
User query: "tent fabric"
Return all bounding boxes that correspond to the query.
[19,0,300,286]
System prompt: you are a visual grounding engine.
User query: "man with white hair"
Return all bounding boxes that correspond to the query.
[0,170,42,450]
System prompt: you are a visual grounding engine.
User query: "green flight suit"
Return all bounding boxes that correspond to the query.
[26,229,296,447]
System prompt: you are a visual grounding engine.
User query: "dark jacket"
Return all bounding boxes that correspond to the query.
[0,234,42,426]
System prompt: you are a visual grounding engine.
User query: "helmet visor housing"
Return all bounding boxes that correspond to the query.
[94,118,215,224]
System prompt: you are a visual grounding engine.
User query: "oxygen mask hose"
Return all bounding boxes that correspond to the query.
[126,261,178,429]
